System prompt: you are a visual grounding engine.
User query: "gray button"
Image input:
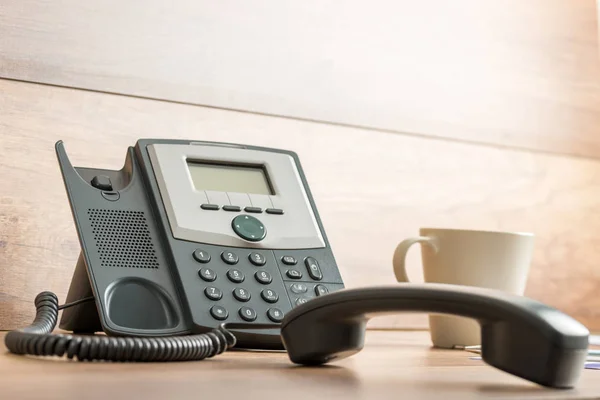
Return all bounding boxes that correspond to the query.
[261,289,279,303]
[193,249,211,263]
[221,251,239,265]
[205,287,223,301]
[281,256,297,265]
[295,298,309,306]
[249,252,267,266]
[315,284,329,296]
[290,283,308,294]
[233,287,251,302]
[305,257,323,280]
[210,305,228,321]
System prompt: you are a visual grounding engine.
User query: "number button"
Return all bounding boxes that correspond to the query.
[261,289,279,303]
[315,284,329,296]
[221,251,239,265]
[204,287,223,301]
[249,252,267,266]
[305,257,323,280]
[227,269,245,283]
[193,249,211,263]
[255,270,272,284]
[239,307,257,321]
[267,308,284,322]
[210,305,229,321]
[281,256,297,265]
[198,268,216,282]
[233,288,251,302]
[295,298,309,306]
[286,269,302,279]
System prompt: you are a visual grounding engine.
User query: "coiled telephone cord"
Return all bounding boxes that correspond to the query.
[5,291,239,362]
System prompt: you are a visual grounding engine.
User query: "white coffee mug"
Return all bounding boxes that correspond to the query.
[393,227,535,348]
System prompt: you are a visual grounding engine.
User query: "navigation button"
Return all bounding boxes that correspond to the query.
[232,215,266,242]
[305,257,323,280]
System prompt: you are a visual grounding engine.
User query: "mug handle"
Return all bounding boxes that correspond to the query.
[393,236,439,282]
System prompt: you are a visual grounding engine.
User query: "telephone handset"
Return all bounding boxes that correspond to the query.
[5,139,590,389]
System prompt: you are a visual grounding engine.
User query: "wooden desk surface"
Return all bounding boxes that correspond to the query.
[1,330,598,399]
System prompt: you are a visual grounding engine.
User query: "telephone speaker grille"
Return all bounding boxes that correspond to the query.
[87,209,159,269]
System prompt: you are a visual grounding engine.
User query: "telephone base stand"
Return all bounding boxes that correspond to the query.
[59,252,102,334]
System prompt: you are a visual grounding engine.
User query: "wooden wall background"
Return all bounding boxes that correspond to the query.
[1,0,600,332]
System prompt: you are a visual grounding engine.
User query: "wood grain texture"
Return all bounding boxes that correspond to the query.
[1,331,599,399]
[2,0,600,158]
[2,79,600,333]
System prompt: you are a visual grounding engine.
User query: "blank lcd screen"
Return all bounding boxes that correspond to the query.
[187,162,273,195]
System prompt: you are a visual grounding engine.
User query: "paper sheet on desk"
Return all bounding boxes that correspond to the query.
[469,357,600,370]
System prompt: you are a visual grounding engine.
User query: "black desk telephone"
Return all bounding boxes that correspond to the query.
[6,139,590,389]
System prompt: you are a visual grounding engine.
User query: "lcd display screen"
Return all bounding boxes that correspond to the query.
[187,161,273,195]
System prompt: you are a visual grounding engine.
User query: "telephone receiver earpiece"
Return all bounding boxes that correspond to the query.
[280,283,589,389]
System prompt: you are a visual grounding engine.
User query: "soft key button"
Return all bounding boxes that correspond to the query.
[248,194,272,210]
[227,192,252,208]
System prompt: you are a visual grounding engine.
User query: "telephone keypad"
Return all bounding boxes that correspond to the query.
[221,251,239,265]
[233,287,251,302]
[239,307,257,321]
[261,289,279,303]
[199,268,216,282]
[186,246,342,325]
[227,269,245,283]
[254,270,272,284]
[205,287,223,301]
[210,305,228,320]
